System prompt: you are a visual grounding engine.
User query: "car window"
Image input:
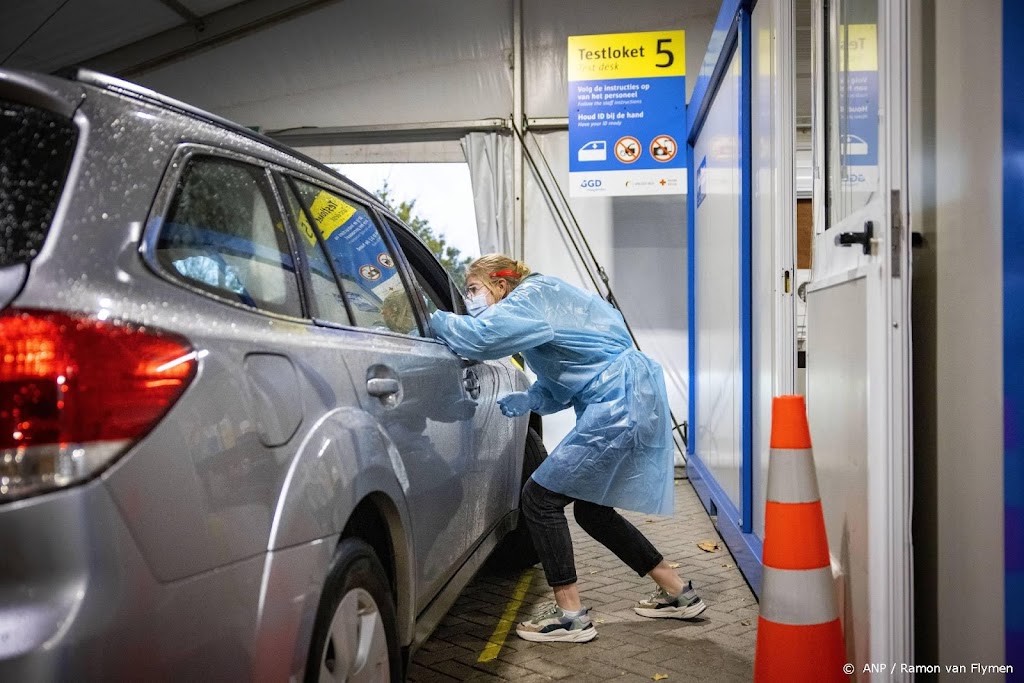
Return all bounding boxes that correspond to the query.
[290,179,421,336]
[156,156,302,317]
[279,180,352,326]
[0,100,78,268]
[385,218,456,317]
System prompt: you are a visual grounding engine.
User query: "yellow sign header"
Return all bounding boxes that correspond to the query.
[568,30,686,81]
[841,24,878,72]
[297,190,357,245]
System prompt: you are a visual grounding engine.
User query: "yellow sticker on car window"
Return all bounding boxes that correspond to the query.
[298,190,358,245]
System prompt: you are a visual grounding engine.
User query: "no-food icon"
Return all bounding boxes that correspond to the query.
[615,136,641,164]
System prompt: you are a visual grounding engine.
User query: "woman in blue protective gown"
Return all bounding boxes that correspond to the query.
[430,254,708,643]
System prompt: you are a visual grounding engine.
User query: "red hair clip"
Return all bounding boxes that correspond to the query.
[490,269,519,278]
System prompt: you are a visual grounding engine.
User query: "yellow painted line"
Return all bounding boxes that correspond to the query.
[477,568,535,663]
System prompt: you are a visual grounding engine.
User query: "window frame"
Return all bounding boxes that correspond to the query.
[141,144,309,321]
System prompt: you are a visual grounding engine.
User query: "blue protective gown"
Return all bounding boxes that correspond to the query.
[429,273,674,515]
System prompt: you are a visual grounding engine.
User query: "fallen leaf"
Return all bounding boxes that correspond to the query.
[697,540,721,552]
[741,621,751,626]
[722,563,734,568]
[645,519,656,524]
[590,570,598,574]
[596,618,606,624]
[653,675,669,681]
[668,563,680,569]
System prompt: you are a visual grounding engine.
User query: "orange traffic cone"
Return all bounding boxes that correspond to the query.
[754,395,848,682]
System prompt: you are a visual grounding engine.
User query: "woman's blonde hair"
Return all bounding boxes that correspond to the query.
[468,253,531,292]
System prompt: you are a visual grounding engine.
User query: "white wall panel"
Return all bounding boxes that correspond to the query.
[925,1,1003,671]
[751,2,774,540]
[134,0,514,130]
[750,0,796,541]
[693,49,742,509]
[523,0,716,116]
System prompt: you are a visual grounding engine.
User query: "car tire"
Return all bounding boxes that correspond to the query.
[304,538,402,683]
[489,426,547,570]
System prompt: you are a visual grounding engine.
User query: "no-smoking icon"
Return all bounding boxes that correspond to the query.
[615,136,642,164]
[650,134,678,162]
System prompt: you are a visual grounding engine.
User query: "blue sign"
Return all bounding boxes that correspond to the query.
[568,31,687,197]
[838,24,878,190]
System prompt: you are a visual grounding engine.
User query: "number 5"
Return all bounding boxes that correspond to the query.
[656,38,674,68]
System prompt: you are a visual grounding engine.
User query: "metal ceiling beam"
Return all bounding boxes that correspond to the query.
[157,0,205,31]
[268,119,510,147]
[76,0,344,77]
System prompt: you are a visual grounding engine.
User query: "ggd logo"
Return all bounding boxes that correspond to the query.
[580,179,602,188]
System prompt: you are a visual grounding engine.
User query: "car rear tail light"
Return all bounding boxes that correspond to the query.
[0,309,197,502]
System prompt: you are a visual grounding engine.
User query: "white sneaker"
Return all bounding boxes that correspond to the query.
[515,603,598,642]
[634,581,708,619]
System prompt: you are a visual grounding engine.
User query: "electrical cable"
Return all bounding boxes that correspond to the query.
[510,120,689,459]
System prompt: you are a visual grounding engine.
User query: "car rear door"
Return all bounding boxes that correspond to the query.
[280,176,476,613]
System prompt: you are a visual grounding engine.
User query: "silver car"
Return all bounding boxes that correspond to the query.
[0,68,545,681]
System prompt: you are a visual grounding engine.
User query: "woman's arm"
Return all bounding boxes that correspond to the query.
[526,382,570,415]
[429,288,554,360]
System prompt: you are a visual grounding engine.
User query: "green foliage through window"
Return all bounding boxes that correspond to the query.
[374,180,471,291]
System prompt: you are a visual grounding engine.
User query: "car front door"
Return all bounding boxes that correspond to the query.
[383,220,517,549]
[281,177,476,612]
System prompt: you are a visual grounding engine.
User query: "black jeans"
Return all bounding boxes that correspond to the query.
[521,478,663,587]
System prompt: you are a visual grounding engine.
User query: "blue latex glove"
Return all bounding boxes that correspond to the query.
[498,392,535,417]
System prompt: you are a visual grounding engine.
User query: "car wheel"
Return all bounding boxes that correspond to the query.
[305,538,401,683]
[489,426,547,570]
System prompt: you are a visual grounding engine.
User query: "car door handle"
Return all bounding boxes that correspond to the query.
[367,378,400,397]
[463,369,481,399]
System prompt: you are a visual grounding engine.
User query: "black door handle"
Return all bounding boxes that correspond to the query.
[835,220,874,255]
[463,369,481,399]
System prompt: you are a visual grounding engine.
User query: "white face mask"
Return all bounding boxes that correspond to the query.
[465,292,489,316]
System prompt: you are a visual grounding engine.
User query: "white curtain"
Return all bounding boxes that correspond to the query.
[461,132,514,256]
